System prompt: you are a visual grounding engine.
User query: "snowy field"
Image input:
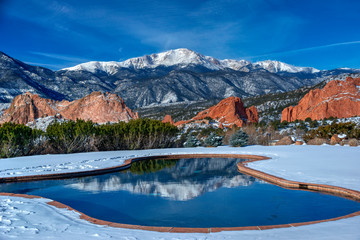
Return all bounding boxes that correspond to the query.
[0,145,360,239]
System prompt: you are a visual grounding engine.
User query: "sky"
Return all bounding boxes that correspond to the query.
[1,0,360,70]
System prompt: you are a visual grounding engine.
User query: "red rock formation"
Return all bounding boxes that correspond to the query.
[58,92,138,123]
[281,77,360,122]
[246,106,259,124]
[0,92,138,125]
[175,96,258,127]
[0,93,58,124]
[162,114,175,125]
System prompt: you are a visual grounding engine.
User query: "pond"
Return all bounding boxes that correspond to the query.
[0,157,359,228]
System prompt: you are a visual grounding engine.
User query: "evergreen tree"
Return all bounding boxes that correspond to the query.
[204,132,223,147]
[230,129,248,147]
[183,135,201,148]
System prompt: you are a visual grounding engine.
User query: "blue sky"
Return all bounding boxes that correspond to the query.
[1,0,360,70]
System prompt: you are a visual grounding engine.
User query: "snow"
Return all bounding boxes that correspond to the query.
[62,49,223,73]
[61,48,319,74]
[254,60,320,73]
[161,91,178,104]
[0,145,360,239]
[220,59,251,70]
[61,61,123,74]
[247,145,360,191]
[0,151,128,177]
[338,134,347,139]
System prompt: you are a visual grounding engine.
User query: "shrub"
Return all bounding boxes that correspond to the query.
[0,118,179,157]
[296,121,308,131]
[96,119,179,150]
[204,132,223,147]
[0,122,43,158]
[309,120,319,128]
[230,130,248,147]
[280,120,289,128]
[304,122,360,141]
[46,119,96,153]
[198,127,224,139]
[305,117,312,122]
[269,120,280,130]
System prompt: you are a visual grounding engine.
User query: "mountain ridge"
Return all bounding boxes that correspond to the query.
[61,48,320,74]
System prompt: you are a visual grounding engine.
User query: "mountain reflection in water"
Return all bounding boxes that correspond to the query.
[67,158,255,201]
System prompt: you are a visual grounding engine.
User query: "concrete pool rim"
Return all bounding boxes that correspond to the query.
[0,153,359,233]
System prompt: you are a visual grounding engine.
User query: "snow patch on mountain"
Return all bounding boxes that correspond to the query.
[63,49,223,73]
[119,48,222,70]
[254,60,320,73]
[220,59,251,70]
[161,91,178,104]
[61,61,122,74]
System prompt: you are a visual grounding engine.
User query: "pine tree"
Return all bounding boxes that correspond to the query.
[230,130,248,147]
[204,132,223,147]
[183,135,201,148]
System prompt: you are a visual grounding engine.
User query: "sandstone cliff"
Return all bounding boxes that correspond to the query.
[176,96,258,127]
[0,92,138,125]
[281,77,360,122]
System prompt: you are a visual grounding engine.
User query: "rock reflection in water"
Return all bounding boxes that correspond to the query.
[67,158,255,201]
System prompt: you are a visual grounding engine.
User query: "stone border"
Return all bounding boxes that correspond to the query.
[0,153,360,233]
[237,159,360,202]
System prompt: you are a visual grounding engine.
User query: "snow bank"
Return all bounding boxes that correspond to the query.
[247,145,360,191]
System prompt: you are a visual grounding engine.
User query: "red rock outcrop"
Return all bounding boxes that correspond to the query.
[0,93,58,124]
[281,77,360,122]
[0,92,138,125]
[175,96,258,127]
[162,114,175,125]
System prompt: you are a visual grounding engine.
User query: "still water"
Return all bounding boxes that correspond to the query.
[1,158,359,228]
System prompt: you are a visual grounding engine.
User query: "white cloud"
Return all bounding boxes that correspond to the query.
[29,51,91,63]
[247,41,360,59]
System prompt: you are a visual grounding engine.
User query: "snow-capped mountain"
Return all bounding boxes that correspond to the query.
[0,50,359,108]
[62,48,318,74]
[253,60,320,74]
[120,48,222,70]
[63,49,224,73]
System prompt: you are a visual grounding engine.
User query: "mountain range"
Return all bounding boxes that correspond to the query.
[1,48,359,109]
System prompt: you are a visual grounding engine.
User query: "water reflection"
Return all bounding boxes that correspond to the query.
[67,158,255,201]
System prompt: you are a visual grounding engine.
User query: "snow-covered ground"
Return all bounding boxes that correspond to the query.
[0,145,360,239]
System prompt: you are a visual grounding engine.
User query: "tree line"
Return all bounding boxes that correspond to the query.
[0,119,179,158]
